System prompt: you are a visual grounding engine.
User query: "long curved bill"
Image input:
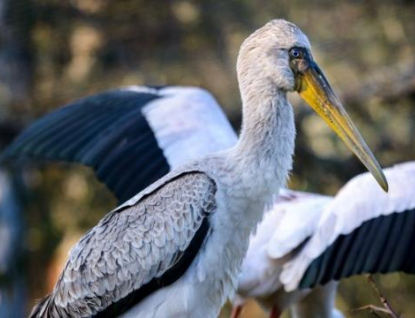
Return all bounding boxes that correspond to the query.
[296,61,388,192]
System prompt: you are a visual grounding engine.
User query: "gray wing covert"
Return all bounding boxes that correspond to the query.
[33,172,217,318]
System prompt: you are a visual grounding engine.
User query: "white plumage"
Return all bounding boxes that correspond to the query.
[141,86,237,168]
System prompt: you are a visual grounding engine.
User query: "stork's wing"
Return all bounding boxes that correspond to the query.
[2,86,236,203]
[281,162,415,291]
[31,170,217,317]
[236,190,332,297]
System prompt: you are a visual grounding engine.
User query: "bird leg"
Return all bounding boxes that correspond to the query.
[269,306,282,318]
[230,305,243,318]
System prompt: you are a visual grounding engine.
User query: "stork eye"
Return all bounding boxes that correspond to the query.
[289,48,302,59]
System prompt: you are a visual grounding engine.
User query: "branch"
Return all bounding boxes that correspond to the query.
[350,304,390,318]
[366,275,400,318]
[342,59,415,105]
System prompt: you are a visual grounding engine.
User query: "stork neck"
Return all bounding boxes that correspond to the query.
[233,83,295,190]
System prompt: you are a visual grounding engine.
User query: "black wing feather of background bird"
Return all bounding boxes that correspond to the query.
[299,207,415,288]
[280,162,415,291]
[2,88,166,203]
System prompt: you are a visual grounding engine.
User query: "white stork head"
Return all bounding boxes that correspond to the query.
[237,19,388,192]
[238,19,311,92]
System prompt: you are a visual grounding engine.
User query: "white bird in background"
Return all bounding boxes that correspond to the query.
[232,161,415,318]
[3,20,386,317]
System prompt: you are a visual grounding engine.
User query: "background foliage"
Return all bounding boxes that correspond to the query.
[0,0,414,316]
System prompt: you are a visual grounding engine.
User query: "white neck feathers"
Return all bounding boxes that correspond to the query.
[232,81,295,193]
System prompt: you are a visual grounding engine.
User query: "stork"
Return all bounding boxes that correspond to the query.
[3,20,386,317]
[4,86,345,318]
[3,86,344,317]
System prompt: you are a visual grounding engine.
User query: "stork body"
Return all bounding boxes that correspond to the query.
[14,20,298,318]
[100,84,295,317]
[30,64,294,317]
[3,20,386,317]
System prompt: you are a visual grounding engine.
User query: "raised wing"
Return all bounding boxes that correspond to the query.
[141,87,237,169]
[3,86,236,203]
[281,161,415,291]
[31,171,217,317]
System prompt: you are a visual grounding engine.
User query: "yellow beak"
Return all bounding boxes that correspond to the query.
[296,61,388,191]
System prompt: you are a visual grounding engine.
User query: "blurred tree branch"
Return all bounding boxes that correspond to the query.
[350,305,391,318]
[342,59,415,105]
[366,275,400,318]
[350,275,401,318]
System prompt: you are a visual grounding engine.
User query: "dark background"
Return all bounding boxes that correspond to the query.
[0,1,414,316]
